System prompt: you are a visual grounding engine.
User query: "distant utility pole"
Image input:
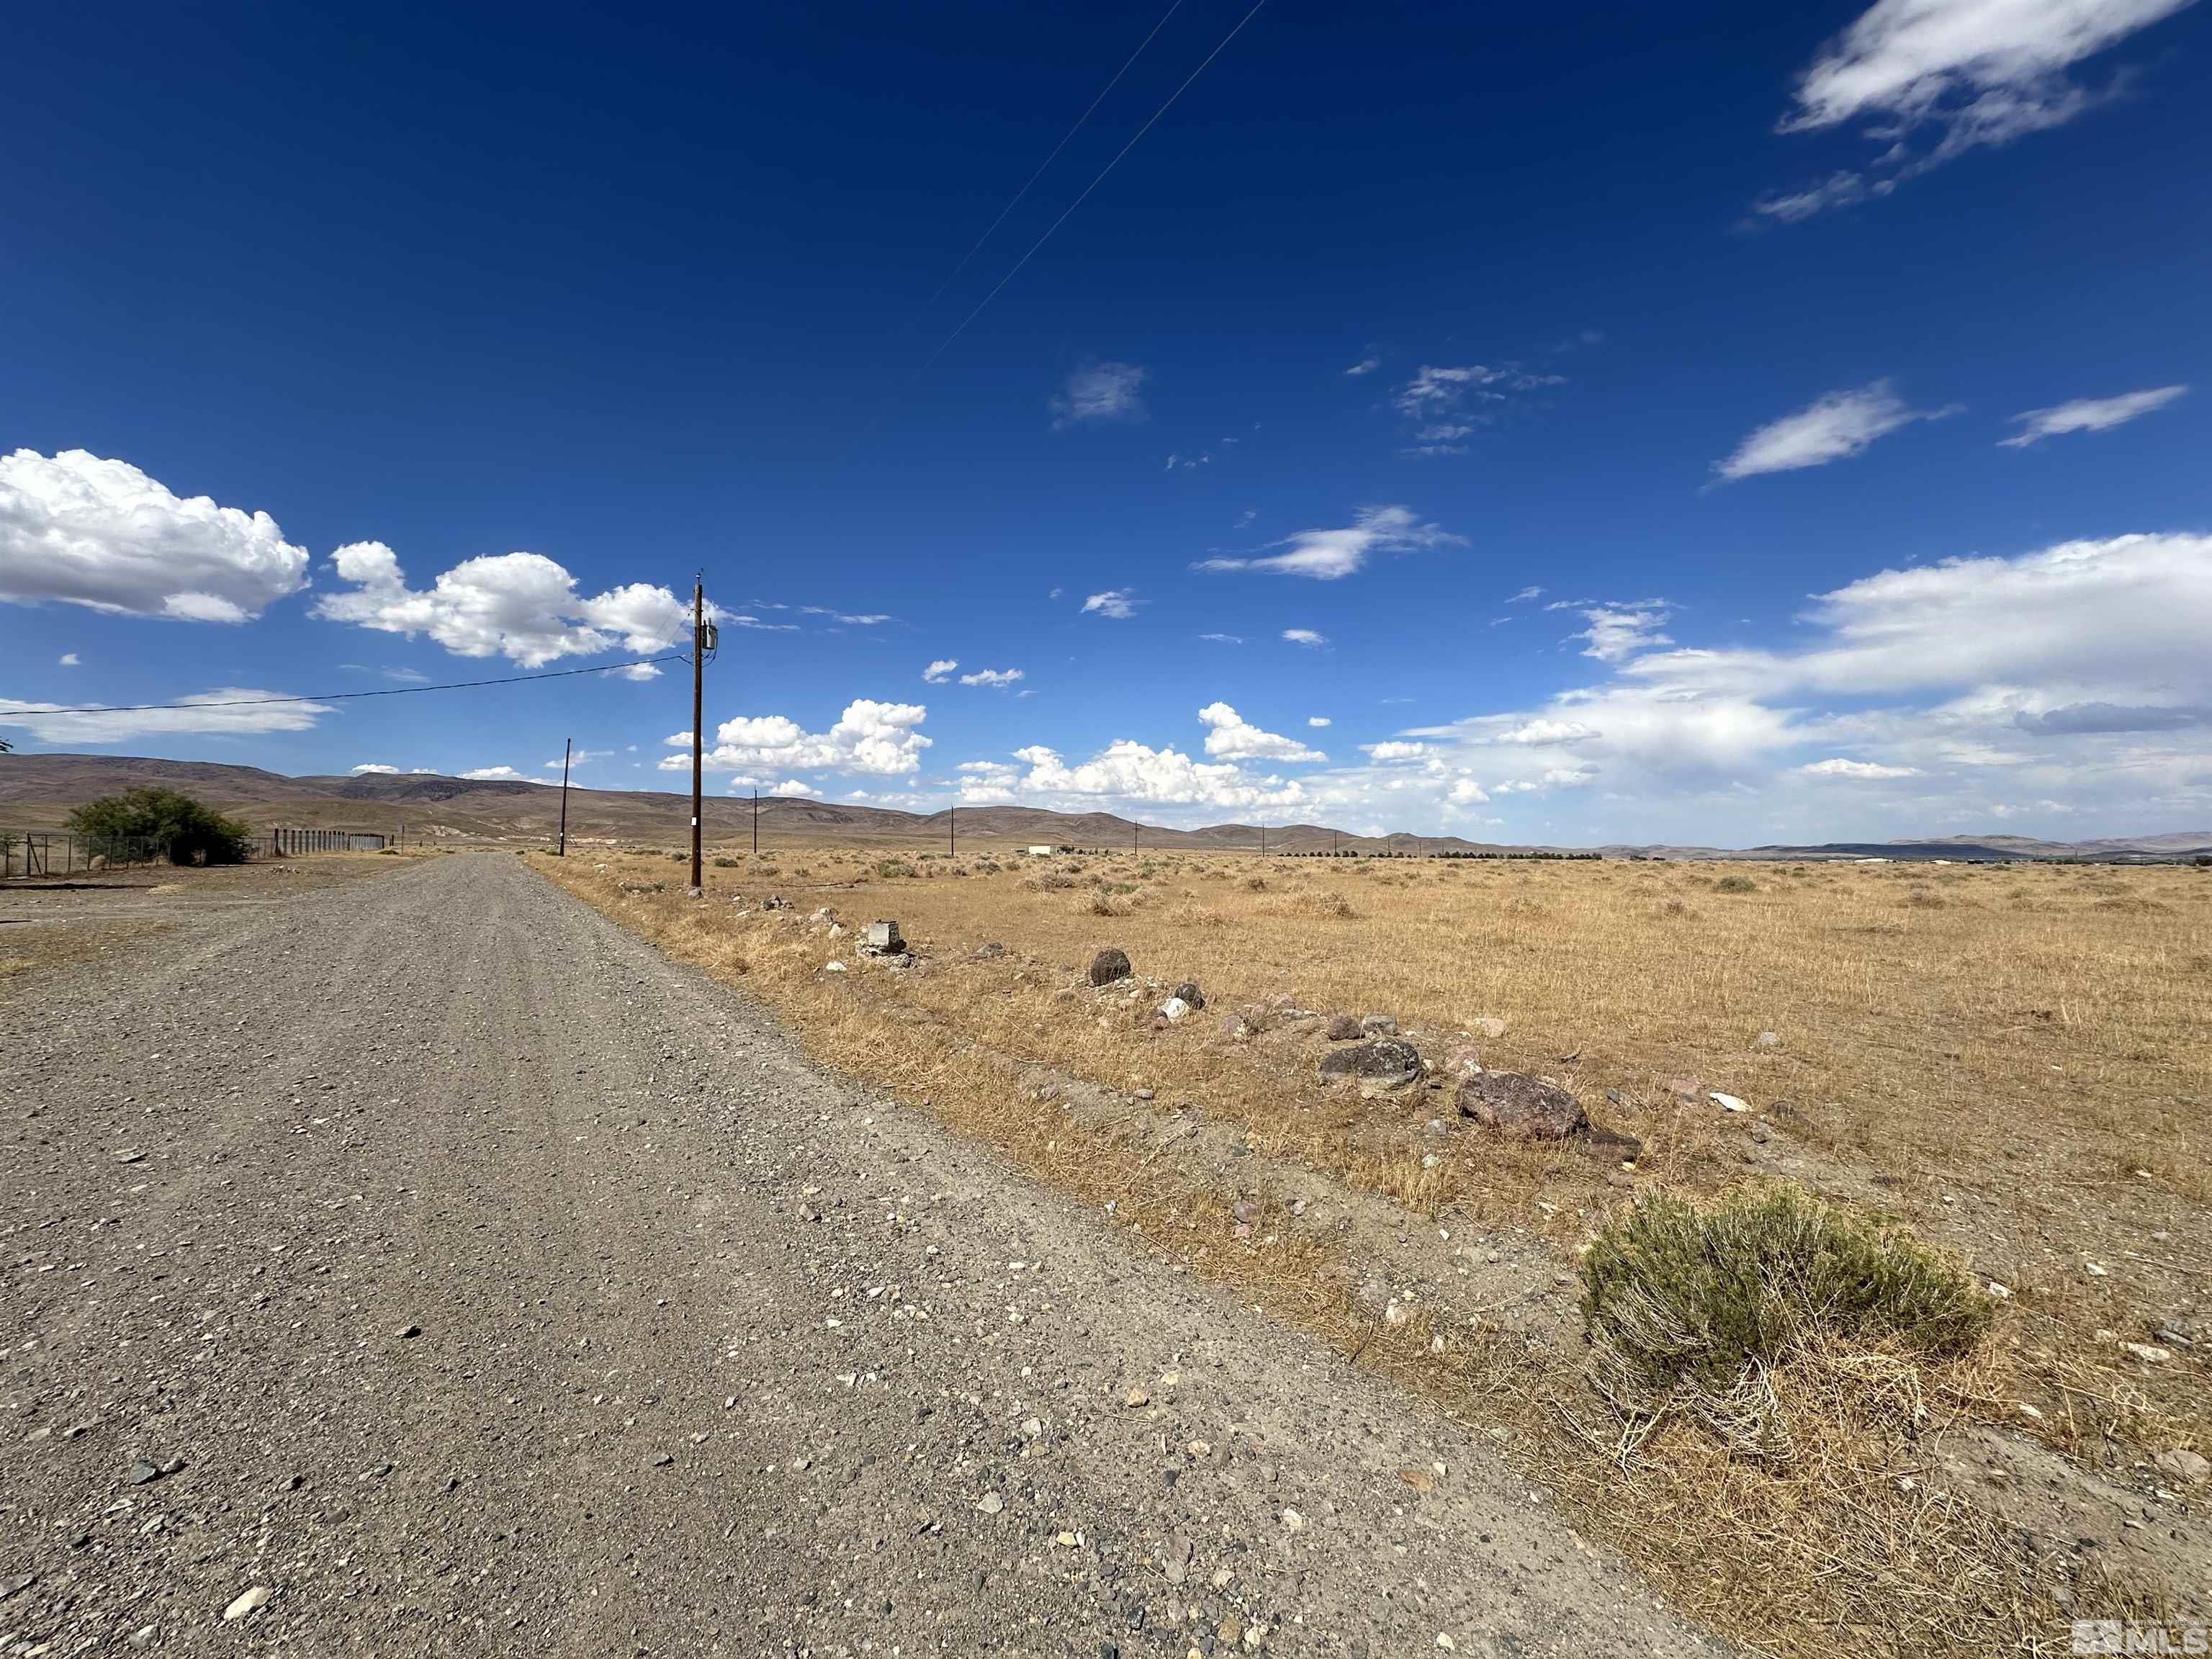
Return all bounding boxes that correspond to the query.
[1331,827,1336,856]
[1132,819,1138,853]
[689,577,705,894]
[752,788,759,855]
[557,738,572,856]
[1260,821,1267,857]
[948,804,956,858]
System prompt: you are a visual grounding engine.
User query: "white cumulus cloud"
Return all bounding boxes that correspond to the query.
[1282,628,1328,649]
[1307,716,1331,727]
[922,658,958,683]
[698,698,930,775]
[1197,702,1326,763]
[0,449,310,622]
[313,543,691,668]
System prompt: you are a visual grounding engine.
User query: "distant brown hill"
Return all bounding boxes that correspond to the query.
[1,753,2203,860]
[0,752,1475,854]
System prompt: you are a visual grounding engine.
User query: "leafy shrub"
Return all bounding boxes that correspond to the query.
[713,855,740,868]
[1581,1184,1991,1460]
[874,858,913,879]
[68,788,252,866]
[1713,873,1758,894]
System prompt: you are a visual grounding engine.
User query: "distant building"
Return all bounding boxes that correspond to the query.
[1027,845,1055,857]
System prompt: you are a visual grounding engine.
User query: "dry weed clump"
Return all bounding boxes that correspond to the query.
[1581,1183,1992,1461]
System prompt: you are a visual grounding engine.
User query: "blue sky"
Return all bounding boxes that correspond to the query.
[4,0,2208,842]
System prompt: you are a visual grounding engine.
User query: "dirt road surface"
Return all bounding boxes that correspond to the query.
[2,853,1719,1657]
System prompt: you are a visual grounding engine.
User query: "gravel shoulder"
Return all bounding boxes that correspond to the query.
[1,852,1720,1656]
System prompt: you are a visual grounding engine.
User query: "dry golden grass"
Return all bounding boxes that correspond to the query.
[534,840,2211,1658]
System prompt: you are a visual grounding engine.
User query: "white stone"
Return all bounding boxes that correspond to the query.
[222,1587,271,1622]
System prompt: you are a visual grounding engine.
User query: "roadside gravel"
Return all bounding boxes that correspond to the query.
[1,853,1721,1657]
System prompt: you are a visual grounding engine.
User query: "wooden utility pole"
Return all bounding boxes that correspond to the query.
[689,578,705,894]
[948,804,956,858]
[557,739,572,856]
[752,788,759,855]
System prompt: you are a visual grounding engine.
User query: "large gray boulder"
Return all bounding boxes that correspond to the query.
[1318,1037,1423,1092]
[1456,1071,1588,1138]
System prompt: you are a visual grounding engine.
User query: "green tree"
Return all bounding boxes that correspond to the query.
[68,788,253,866]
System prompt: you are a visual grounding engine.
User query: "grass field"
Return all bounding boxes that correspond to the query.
[535,840,2211,1657]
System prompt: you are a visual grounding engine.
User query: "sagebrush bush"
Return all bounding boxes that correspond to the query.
[1714,873,1758,894]
[1580,1184,1991,1460]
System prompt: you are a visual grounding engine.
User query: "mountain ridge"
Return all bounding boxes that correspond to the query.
[1,752,2205,861]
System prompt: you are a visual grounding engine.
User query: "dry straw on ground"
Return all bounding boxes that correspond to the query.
[535,841,2210,1658]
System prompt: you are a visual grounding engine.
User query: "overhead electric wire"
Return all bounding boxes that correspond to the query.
[12,653,691,717]
[908,0,1186,323]
[913,0,1269,379]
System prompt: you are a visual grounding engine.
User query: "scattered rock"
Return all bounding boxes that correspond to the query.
[222,1586,273,1622]
[971,941,1005,961]
[1473,1016,1508,1039]
[1163,1534,1194,1583]
[2153,1448,2208,1485]
[1709,1091,1749,1113]
[976,1491,1004,1514]
[1089,948,1133,986]
[1986,1282,2013,1300]
[127,1460,160,1486]
[822,961,847,975]
[1159,997,1191,1022]
[1317,1038,1423,1092]
[1440,1043,1484,1081]
[1359,1014,1398,1035]
[1123,1387,1151,1408]
[1666,1076,1701,1100]
[1456,1071,1588,1139]
[760,894,790,911]
[114,1149,145,1164]
[2118,1341,2173,1364]
[1753,1030,1780,1049]
[1323,1013,1364,1042]
[396,1323,421,1339]
[862,920,904,956]
[1172,980,1205,1010]
[1279,1508,1304,1532]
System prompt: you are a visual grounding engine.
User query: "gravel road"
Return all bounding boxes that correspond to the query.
[2,853,1719,1657]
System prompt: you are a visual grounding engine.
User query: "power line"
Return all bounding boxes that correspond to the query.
[909,0,1185,325]
[914,0,1268,380]
[10,654,690,717]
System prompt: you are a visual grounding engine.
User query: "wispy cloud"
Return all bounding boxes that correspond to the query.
[922,658,958,683]
[1344,352,1381,377]
[1282,628,1328,649]
[958,667,1024,688]
[1712,380,1956,482]
[1566,601,1675,663]
[1508,585,1544,603]
[2000,384,2188,447]
[1758,0,2198,219]
[0,688,333,744]
[1198,632,1244,644]
[1051,361,1147,428]
[1194,505,1462,580]
[1082,588,1141,619]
